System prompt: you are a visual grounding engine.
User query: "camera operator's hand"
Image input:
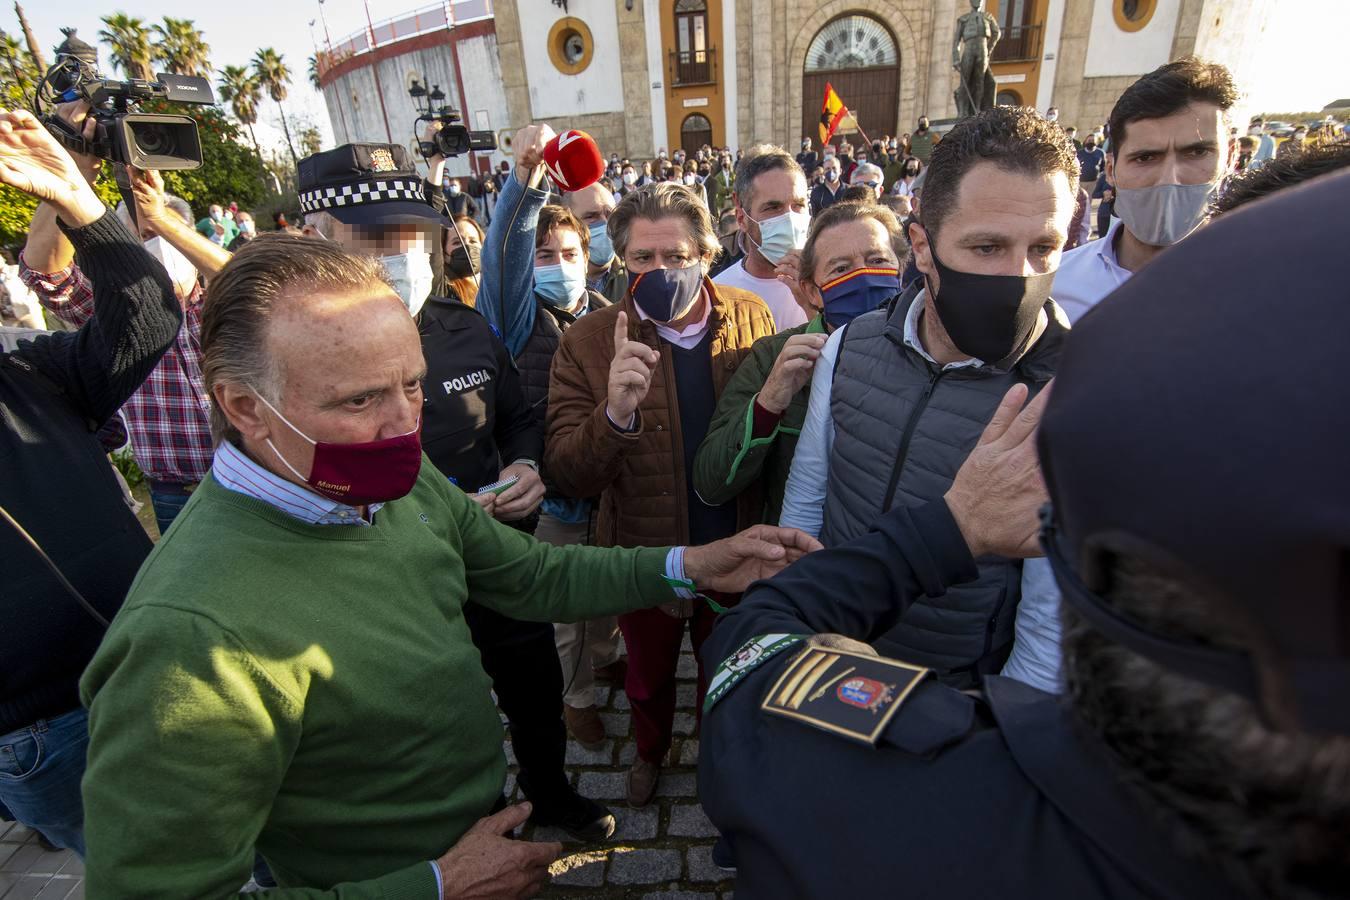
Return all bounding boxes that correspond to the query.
[512,123,555,185]
[0,109,104,226]
[422,120,445,164]
[53,100,102,185]
[128,167,171,234]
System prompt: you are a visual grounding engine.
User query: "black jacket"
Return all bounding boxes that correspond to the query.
[809,181,845,216]
[418,296,542,494]
[699,501,1241,900]
[1,211,180,733]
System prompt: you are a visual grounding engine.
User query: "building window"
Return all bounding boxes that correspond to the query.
[1113,0,1157,32]
[804,14,898,72]
[992,0,1043,64]
[996,89,1023,107]
[672,0,714,85]
[680,113,713,153]
[547,17,594,75]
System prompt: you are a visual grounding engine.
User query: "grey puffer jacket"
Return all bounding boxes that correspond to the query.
[821,286,1066,685]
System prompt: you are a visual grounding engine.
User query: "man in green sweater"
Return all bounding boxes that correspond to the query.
[693,202,908,523]
[79,236,818,899]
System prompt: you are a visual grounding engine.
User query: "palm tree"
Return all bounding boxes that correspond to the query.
[0,32,37,98]
[97,14,154,81]
[253,48,297,166]
[307,55,321,91]
[153,18,211,78]
[218,65,263,158]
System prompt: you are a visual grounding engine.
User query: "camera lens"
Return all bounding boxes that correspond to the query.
[132,124,175,156]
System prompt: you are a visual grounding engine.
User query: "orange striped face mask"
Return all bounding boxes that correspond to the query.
[819,266,901,329]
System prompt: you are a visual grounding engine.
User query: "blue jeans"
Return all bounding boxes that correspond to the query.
[0,707,89,856]
[150,489,191,536]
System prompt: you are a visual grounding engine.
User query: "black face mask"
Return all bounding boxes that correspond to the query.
[923,229,1053,368]
[917,123,928,132]
[447,244,480,277]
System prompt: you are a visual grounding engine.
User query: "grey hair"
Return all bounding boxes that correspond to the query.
[733,144,805,211]
[850,163,884,185]
[607,182,720,264]
[304,210,336,240]
[115,193,193,228]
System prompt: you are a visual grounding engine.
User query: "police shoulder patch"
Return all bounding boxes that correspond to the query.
[703,634,805,714]
[760,646,929,746]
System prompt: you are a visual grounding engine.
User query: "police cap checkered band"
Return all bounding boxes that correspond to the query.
[299,178,426,213]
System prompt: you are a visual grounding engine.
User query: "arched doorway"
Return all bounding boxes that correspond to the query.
[996,89,1023,107]
[802,14,899,148]
[680,113,713,153]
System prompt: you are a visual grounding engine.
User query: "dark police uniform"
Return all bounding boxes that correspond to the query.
[698,501,1241,900]
[418,296,580,810]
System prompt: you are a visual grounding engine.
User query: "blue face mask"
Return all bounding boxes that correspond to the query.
[534,262,587,309]
[588,221,615,266]
[819,266,900,329]
[630,265,704,322]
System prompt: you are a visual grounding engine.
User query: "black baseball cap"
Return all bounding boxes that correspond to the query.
[297,143,449,227]
[1039,168,1350,735]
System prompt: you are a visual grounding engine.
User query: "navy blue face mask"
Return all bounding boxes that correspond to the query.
[818,266,901,329]
[629,265,705,322]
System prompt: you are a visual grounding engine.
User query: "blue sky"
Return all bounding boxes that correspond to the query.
[8,1,1348,161]
[5,1,402,155]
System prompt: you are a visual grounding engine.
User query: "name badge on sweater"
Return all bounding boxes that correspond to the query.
[760,646,928,745]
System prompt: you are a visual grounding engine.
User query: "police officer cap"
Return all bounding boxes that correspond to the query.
[297,143,450,227]
[1038,168,1350,735]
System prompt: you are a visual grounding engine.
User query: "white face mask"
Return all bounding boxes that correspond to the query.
[747,209,811,265]
[381,250,434,316]
[143,236,198,298]
[447,183,461,195]
[1113,180,1220,247]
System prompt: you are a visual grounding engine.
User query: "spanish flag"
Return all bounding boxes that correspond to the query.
[819,83,849,145]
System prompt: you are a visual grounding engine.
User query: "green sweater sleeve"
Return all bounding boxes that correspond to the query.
[80,606,438,900]
[692,334,794,506]
[448,485,676,621]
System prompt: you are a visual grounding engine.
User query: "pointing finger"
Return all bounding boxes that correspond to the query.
[613,310,629,355]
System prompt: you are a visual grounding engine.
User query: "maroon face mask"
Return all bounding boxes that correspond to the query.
[255,392,423,506]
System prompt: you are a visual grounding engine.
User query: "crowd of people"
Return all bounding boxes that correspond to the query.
[2,52,1349,900]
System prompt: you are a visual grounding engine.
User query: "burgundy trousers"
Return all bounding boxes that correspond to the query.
[618,602,719,764]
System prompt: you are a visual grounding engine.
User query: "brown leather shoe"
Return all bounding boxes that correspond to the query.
[627,758,661,808]
[593,657,628,686]
[564,704,606,750]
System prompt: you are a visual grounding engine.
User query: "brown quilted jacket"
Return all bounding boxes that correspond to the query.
[545,280,776,549]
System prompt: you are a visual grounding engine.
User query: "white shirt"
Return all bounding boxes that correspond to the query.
[1001,559,1065,693]
[1051,218,1133,324]
[890,177,918,198]
[777,291,980,536]
[713,258,809,333]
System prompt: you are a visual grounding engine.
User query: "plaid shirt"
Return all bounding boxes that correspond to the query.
[19,253,213,484]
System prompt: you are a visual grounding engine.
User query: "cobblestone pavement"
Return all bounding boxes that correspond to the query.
[2,635,728,899]
[519,632,734,900]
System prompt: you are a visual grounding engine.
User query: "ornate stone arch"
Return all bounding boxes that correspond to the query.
[788,1,925,147]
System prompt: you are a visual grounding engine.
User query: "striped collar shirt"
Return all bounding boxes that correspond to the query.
[211,439,383,526]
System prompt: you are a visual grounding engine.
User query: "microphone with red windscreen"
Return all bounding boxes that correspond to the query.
[542,130,605,193]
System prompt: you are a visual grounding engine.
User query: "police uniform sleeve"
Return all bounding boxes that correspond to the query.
[701,499,980,674]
